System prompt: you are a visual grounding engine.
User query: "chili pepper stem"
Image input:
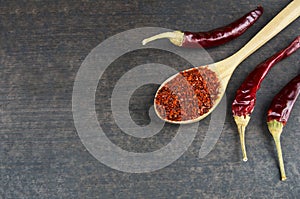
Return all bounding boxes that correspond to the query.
[238,125,248,162]
[267,120,286,181]
[234,115,250,162]
[142,31,184,46]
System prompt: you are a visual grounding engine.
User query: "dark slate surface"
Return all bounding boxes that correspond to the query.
[0,0,299,198]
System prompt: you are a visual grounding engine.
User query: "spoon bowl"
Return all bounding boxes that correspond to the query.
[153,0,300,124]
[154,64,226,124]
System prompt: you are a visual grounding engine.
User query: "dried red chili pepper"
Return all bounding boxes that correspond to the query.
[155,67,220,122]
[232,36,300,161]
[267,74,300,181]
[142,6,263,48]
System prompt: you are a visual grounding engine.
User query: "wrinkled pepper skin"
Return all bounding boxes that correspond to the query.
[232,36,300,117]
[182,6,263,48]
[267,74,300,125]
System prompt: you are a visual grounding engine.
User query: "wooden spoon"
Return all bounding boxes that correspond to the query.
[153,0,300,124]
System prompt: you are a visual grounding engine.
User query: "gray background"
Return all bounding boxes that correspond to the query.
[0,0,299,198]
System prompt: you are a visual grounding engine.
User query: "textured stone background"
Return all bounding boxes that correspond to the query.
[0,0,299,198]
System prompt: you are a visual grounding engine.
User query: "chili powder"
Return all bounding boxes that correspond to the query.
[155,67,220,121]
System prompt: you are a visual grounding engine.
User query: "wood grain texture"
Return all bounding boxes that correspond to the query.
[0,0,299,198]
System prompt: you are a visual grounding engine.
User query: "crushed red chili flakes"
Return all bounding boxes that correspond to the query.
[155,67,220,121]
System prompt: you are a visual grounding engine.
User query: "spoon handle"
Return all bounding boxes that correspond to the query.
[231,0,300,64]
